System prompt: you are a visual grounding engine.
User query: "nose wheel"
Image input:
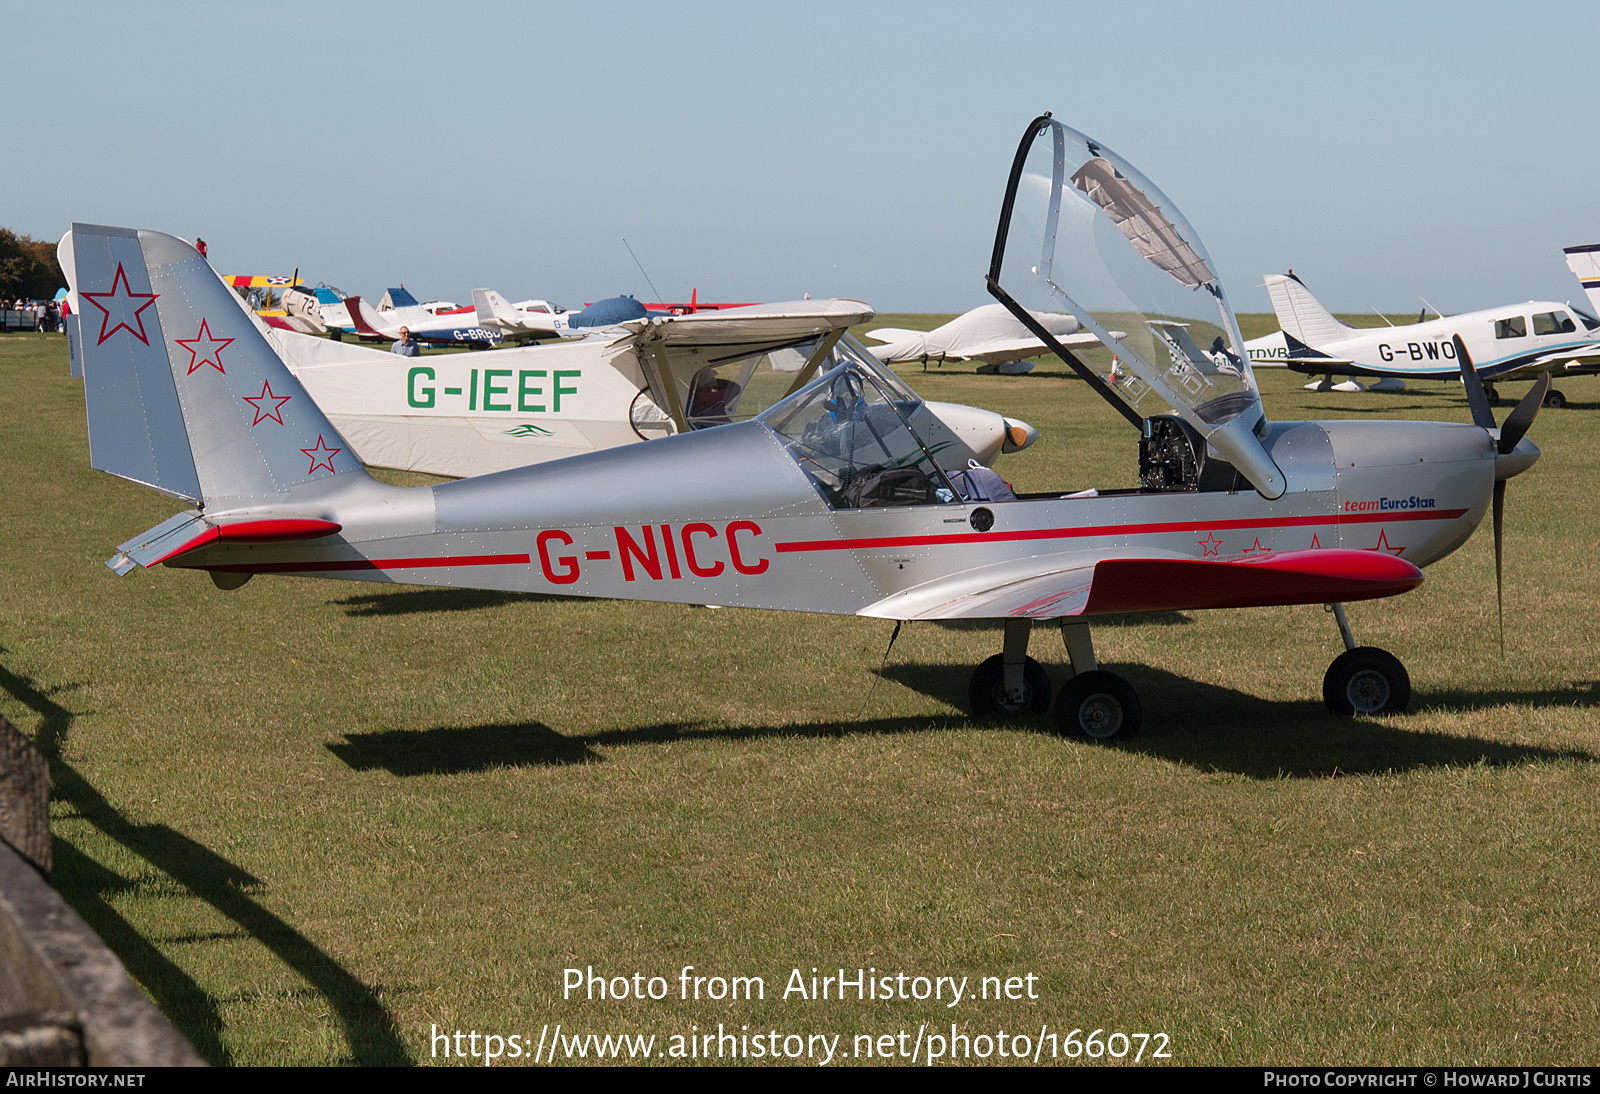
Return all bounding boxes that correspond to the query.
[1054,670,1142,740]
[1323,647,1410,716]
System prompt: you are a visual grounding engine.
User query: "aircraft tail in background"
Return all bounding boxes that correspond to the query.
[472,287,518,327]
[342,295,395,340]
[1264,272,1356,348]
[1563,244,1600,316]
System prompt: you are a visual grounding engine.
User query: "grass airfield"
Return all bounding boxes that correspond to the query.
[2,318,1598,1066]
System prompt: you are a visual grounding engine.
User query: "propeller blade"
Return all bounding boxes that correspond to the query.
[1497,372,1550,455]
[1454,335,1497,430]
[1493,477,1506,654]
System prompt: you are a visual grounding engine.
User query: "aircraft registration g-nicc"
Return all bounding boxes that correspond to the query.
[1268,271,1600,408]
[62,114,1544,738]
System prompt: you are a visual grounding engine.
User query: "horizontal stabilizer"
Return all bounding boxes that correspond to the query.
[107,511,345,575]
[107,510,210,574]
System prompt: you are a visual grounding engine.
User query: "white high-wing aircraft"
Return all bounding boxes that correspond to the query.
[1268,272,1600,407]
[263,301,1038,479]
[864,303,1103,374]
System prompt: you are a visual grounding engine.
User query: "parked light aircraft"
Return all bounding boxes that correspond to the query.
[63,116,1543,738]
[1268,271,1600,407]
[342,293,502,347]
[468,291,670,343]
[257,301,1037,479]
[863,303,1103,374]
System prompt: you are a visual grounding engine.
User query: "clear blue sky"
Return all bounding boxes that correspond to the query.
[8,1,1597,314]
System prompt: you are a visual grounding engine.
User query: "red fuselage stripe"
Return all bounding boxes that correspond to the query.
[202,553,531,574]
[773,508,1470,554]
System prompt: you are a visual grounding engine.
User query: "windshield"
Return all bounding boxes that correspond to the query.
[992,118,1262,431]
[759,356,957,509]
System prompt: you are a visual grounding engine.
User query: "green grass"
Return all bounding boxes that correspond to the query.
[3,327,1599,1066]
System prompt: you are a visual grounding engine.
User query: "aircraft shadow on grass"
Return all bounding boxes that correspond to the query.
[329,661,1600,782]
[884,661,1600,778]
[332,587,586,617]
[0,652,412,1066]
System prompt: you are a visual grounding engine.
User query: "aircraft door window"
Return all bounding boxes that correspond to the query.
[1571,306,1600,332]
[687,364,744,429]
[1494,316,1528,339]
[1532,311,1576,336]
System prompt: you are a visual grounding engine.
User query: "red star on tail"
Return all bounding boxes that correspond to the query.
[174,318,235,375]
[81,262,159,346]
[300,434,341,475]
[242,379,292,426]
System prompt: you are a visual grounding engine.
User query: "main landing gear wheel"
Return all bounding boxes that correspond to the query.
[1544,388,1567,409]
[1053,671,1142,741]
[1484,384,1500,405]
[1322,647,1410,716]
[969,654,1051,716]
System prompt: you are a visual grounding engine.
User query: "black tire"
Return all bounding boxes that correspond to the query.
[1053,671,1142,741]
[1322,646,1410,716]
[1544,389,1567,409]
[1484,384,1500,405]
[968,654,1051,716]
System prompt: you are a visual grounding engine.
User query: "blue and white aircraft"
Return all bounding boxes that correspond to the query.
[1268,272,1600,407]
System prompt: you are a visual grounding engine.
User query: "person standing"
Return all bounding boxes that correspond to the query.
[391,326,421,357]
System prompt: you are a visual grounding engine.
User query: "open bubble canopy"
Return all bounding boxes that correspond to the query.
[988,115,1284,497]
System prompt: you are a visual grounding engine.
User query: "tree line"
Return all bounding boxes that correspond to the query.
[1,228,67,301]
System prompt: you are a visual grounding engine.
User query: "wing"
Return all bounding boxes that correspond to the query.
[1482,344,1600,381]
[859,548,1422,620]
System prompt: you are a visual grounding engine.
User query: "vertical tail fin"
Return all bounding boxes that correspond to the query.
[342,295,393,340]
[1264,272,1354,347]
[1563,244,1600,317]
[65,223,366,507]
[472,287,519,327]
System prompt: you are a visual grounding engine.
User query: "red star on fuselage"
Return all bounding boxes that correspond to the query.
[1198,532,1223,556]
[81,262,159,346]
[242,379,292,426]
[1367,529,1405,556]
[1241,537,1272,554]
[300,434,341,475]
[174,318,234,375]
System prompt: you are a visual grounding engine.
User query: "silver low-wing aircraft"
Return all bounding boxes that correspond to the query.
[1268,271,1600,407]
[66,116,1542,738]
